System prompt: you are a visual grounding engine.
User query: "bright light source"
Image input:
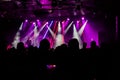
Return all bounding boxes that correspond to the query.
[37,19,39,22]
[55,34,64,48]
[19,22,23,31]
[12,32,20,48]
[43,21,53,39]
[67,18,70,20]
[82,17,85,20]
[73,24,83,49]
[25,19,28,22]
[58,22,61,32]
[64,21,73,34]
[78,20,88,36]
[46,22,49,24]
[55,21,64,48]
[33,22,36,25]
[77,20,79,23]
[47,25,55,39]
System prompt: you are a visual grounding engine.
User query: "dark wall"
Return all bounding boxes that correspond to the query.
[0,18,22,44]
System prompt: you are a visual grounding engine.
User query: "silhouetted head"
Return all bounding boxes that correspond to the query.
[40,39,50,50]
[61,44,67,48]
[17,42,25,50]
[90,41,97,48]
[68,38,79,50]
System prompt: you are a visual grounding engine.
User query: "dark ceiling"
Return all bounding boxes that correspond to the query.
[0,0,118,20]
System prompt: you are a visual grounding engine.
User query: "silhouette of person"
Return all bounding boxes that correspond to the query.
[68,38,80,56]
[39,39,50,51]
[16,42,26,56]
[90,41,99,49]
[68,38,79,50]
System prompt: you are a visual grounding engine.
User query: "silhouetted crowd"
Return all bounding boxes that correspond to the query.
[0,38,118,80]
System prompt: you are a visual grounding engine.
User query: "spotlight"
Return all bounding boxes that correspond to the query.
[82,17,85,20]
[58,22,61,32]
[46,22,49,24]
[81,9,85,15]
[25,19,28,22]
[55,21,64,48]
[37,19,39,22]
[33,22,36,25]
[19,22,23,31]
[77,20,79,23]
[78,20,88,36]
[46,64,56,69]
[91,38,94,41]
[73,11,77,16]
[62,21,64,24]
[43,21,53,39]
[67,18,70,20]
[64,21,73,34]
[73,24,83,49]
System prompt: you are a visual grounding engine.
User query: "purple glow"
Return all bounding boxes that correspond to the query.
[37,19,41,27]
[22,20,28,31]
[25,19,28,22]
[78,20,88,36]
[33,22,36,25]
[37,19,39,22]
[67,18,70,20]
[77,20,79,23]
[82,17,85,20]
[19,22,23,31]
[40,0,52,9]
[64,21,73,34]
[21,22,35,43]
[46,22,49,24]
[12,19,99,48]
[43,21,53,39]
[46,64,56,69]
[73,24,83,49]
[83,21,99,48]
[63,19,70,29]
[62,21,64,24]
[76,20,80,30]
[74,11,77,16]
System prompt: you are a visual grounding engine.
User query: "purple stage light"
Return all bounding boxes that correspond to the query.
[77,20,79,23]
[82,17,85,20]
[40,0,51,9]
[83,21,99,48]
[46,64,56,69]
[33,22,36,25]
[62,21,64,24]
[67,18,70,20]
[13,18,99,49]
[46,22,49,24]
[25,19,28,22]
[64,21,73,34]
[43,21,53,39]
[37,19,39,22]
